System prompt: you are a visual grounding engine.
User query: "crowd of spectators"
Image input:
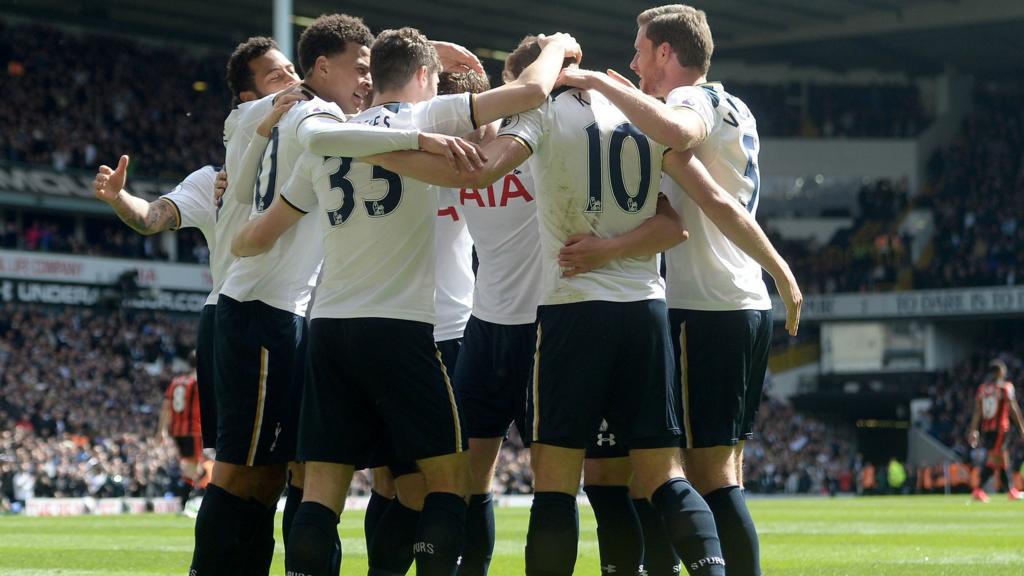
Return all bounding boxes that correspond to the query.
[766,178,911,295]
[914,87,1024,290]
[0,215,209,264]
[0,21,227,179]
[734,81,929,139]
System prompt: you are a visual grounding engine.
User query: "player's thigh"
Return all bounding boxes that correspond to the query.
[608,300,680,451]
[371,467,397,499]
[195,304,218,450]
[383,320,468,465]
[682,445,739,494]
[416,451,469,497]
[468,437,504,495]
[213,297,304,467]
[455,318,535,441]
[303,461,355,515]
[583,456,632,486]
[671,308,764,450]
[297,319,380,469]
[531,442,586,495]
[629,447,686,501]
[529,303,616,450]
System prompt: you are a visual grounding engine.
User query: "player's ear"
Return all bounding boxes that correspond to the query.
[417,65,429,88]
[315,55,330,79]
[658,41,672,64]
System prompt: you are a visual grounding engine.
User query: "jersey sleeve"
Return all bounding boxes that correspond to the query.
[496,104,545,154]
[1006,383,1016,400]
[665,86,716,137]
[160,166,217,233]
[411,93,477,136]
[296,114,420,157]
[278,153,318,214]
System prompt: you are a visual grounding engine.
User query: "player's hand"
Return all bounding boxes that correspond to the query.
[558,234,615,277]
[557,68,604,90]
[968,430,979,449]
[606,68,638,90]
[419,133,487,173]
[93,155,129,203]
[258,92,305,138]
[214,168,228,208]
[777,273,803,336]
[537,33,582,64]
[431,40,485,75]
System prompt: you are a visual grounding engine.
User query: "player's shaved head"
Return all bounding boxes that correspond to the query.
[370,28,441,94]
[637,4,713,74]
[297,14,374,78]
[437,71,490,96]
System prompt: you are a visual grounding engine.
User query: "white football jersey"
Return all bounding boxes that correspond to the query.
[211,97,274,307]
[434,187,474,342]
[161,165,218,303]
[218,92,336,315]
[498,88,667,305]
[456,164,541,324]
[662,83,770,311]
[280,94,478,323]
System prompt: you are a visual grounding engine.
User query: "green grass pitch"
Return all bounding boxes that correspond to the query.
[0,496,1021,575]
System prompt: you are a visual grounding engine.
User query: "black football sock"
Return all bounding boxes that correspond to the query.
[633,497,681,576]
[650,479,725,576]
[1002,467,1014,493]
[283,483,303,549]
[525,492,579,576]
[188,483,247,574]
[245,499,277,576]
[285,501,341,576]
[458,493,496,576]
[979,465,994,490]
[584,485,643,575]
[414,492,467,576]
[364,489,394,551]
[703,486,760,576]
[368,499,420,575]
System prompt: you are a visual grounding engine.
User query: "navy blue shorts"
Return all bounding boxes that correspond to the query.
[671,308,772,449]
[454,316,534,440]
[298,318,467,468]
[529,300,680,451]
[214,295,305,466]
[196,304,217,450]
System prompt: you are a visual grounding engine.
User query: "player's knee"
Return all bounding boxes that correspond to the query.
[467,437,503,494]
[372,467,397,499]
[583,457,632,486]
[395,472,428,511]
[252,465,288,505]
[683,446,739,494]
[629,447,684,499]
[288,461,305,488]
[419,452,470,497]
[531,444,586,494]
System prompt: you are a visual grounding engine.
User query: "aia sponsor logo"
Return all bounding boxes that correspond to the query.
[460,170,532,208]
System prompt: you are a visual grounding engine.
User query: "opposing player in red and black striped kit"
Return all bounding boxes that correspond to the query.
[969,359,1024,502]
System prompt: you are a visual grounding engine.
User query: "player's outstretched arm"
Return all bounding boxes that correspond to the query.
[559,68,706,152]
[558,194,688,277]
[471,33,581,126]
[663,149,803,335]
[94,155,179,234]
[365,135,530,189]
[231,196,304,257]
[156,398,171,442]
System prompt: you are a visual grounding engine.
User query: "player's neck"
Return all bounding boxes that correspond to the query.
[661,67,706,95]
[372,81,426,108]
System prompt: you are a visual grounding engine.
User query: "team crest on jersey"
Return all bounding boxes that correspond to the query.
[501,114,520,130]
[678,98,697,108]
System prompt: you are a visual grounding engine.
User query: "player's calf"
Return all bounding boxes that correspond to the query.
[584,457,643,576]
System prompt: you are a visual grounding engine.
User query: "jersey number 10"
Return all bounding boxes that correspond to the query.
[584,122,652,214]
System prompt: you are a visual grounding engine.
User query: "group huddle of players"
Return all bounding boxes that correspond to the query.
[93,4,808,576]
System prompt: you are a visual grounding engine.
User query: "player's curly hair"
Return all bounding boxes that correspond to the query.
[297,13,374,77]
[370,28,441,94]
[437,71,491,96]
[502,35,576,83]
[225,36,279,107]
[637,4,714,74]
